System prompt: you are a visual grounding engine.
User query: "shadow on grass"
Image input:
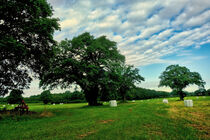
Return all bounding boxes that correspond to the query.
[79,104,110,109]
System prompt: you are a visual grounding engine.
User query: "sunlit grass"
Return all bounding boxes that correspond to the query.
[0,96,209,140]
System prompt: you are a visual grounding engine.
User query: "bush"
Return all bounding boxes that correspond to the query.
[40,90,52,104]
[7,89,23,104]
[0,97,7,103]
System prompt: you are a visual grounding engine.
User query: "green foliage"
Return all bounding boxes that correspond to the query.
[100,64,144,101]
[117,65,144,101]
[7,89,23,104]
[159,64,205,100]
[40,90,52,104]
[0,97,7,103]
[0,0,60,96]
[194,88,206,96]
[206,89,210,96]
[170,90,192,97]
[126,87,170,100]
[63,91,85,102]
[40,32,125,106]
[51,91,85,104]
[24,90,85,104]
[24,95,41,103]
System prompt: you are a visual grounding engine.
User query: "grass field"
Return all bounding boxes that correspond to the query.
[0,96,209,140]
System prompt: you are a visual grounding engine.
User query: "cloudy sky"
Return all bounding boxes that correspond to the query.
[24,0,210,96]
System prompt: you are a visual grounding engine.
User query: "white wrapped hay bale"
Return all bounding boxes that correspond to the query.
[132,100,135,102]
[184,100,193,107]
[162,99,168,104]
[109,100,117,107]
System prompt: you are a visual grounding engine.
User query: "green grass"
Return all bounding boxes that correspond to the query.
[0,96,209,140]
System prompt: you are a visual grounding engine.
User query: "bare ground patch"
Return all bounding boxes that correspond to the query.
[40,111,54,117]
[78,130,96,139]
[98,119,115,124]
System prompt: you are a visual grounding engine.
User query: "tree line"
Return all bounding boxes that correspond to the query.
[1,88,209,104]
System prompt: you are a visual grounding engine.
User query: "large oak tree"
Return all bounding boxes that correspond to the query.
[0,0,60,96]
[40,32,125,106]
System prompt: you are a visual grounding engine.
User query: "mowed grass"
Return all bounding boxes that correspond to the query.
[0,96,209,140]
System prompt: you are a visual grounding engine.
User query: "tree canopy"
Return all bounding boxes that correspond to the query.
[7,89,23,104]
[206,89,210,96]
[40,32,126,105]
[40,90,52,104]
[108,64,144,102]
[159,64,205,100]
[0,0,60,96]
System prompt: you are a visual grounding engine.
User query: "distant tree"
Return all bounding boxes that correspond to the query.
[7,89,23,104]
[170,90,179,97]
[126,87,170,100]
[159,65,205,100]
[40,32,125,106]
[194,88,206,96]
[40,90,52,104]
[115,65,144,102]
[0,0,60,96]
[206,89,210,96]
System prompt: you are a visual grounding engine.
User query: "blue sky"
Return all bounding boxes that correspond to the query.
[24,0,210,96]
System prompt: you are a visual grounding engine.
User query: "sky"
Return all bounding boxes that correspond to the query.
[24,0,210,97]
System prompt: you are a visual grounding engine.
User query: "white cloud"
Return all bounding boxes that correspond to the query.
[88,9,108,20]
[157,29,173,40]
[139,25,166,38]
[158,0,188,19]
[113,35,123,42]
[23,0,209,96]
[60,18,79,29]
[185,10,210,27]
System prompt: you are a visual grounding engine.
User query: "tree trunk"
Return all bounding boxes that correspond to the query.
[120,87,127,102]
[122,94,126,102]
[84,86,99,106]
[179,90,184,101]
[180,94,184,100]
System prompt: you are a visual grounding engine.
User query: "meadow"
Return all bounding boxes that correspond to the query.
[0,96,209,140]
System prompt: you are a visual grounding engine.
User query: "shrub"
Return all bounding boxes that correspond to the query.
[40,90,52,104]
[7,89,23,104]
